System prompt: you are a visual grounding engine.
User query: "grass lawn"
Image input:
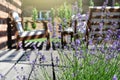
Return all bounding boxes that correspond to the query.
[26,38,60,42]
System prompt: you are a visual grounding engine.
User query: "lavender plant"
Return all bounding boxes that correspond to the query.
[55,36,120,80]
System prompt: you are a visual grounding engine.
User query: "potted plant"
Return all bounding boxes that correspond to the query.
[57,2,72,30]
[32,8,38,29]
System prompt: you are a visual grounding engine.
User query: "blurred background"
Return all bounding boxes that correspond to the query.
[22,0,120,17]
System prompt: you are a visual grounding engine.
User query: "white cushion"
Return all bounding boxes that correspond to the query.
[12,12,24,33]
[19,29,45,37]
[64,27,74,32]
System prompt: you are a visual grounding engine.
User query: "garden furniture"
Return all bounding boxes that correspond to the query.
[61,27,74,48]
[61,14,87,48]
[9,11,50,49]
[86,6,120,46]
[73,14,88,41]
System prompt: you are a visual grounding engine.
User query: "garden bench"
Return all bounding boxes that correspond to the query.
[9,11,50,49]
[86,6,120,45]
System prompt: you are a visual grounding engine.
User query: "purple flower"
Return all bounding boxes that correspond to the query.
[105,55,112,60]
[97,36,102,41]
[16,76,21,80]
[105,0,108,4]
[22,75,26,80]
[107,29,113,34]
[31,60,36,66]
[90,47,96,54]
[59,24,62,31]
[38,52,42,56]
[99,22,103,30]
[64,46,68,49]
[88,39,93,45]
[75,51,79,57]
[55,43,59,48]
[112,22,118,27]
[99,30,103,35]
[0,74,4,79]
[56,56,59,65]
[71,42,75,49]
[118,48,120,52]
[21,67,24,70]
[41,55,46,61]
[113,74,118,80]
[58,35,61,39]
[75,39,80,45]
[52,32,56,38]
[26,54,30,61]
[99,47,105,53]
[14,67,17,71]
[77,13,82,19]
[48,22,53,32]
[80,50,83,54]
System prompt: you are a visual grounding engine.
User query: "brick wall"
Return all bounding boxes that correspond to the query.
[0,0,22,49]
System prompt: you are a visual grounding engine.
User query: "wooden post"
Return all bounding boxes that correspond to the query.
[7,17,12,49]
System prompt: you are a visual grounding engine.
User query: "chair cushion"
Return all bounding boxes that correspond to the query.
[19,29,45,37]
[12,12,24,33]
[64,27,74,33]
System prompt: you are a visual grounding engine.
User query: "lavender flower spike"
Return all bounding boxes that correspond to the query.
[0,74,4,79]
[113,74,118,80]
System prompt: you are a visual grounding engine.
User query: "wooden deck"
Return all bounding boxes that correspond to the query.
[0,49,62,80]
[0,41,119,80]
[0,41,59,80]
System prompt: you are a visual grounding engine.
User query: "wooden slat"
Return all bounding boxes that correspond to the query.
[92,12,120,16]
[87,6,120,45]
[89,6,120,12]
[90,25,120,30]
[91,18,119,22]
[90,22,120,25]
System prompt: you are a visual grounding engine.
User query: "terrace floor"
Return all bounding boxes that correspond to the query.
[0,41,116,80]
[0,41,63,80]
[1,40,81,80]
[0,50,62,80]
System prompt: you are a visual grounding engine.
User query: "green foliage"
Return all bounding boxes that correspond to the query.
[32,8,38,21]
[56,43,120,80]
[57,2,72,29]
[115,2,120,6]
[57,2,72,21]
[78,0,83,12]
[50,8,55,21]
[31,22,37,29]
[32,8,38,29]
[42,11,49,20]
[24,21,29,31]
[89,0,94,6]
